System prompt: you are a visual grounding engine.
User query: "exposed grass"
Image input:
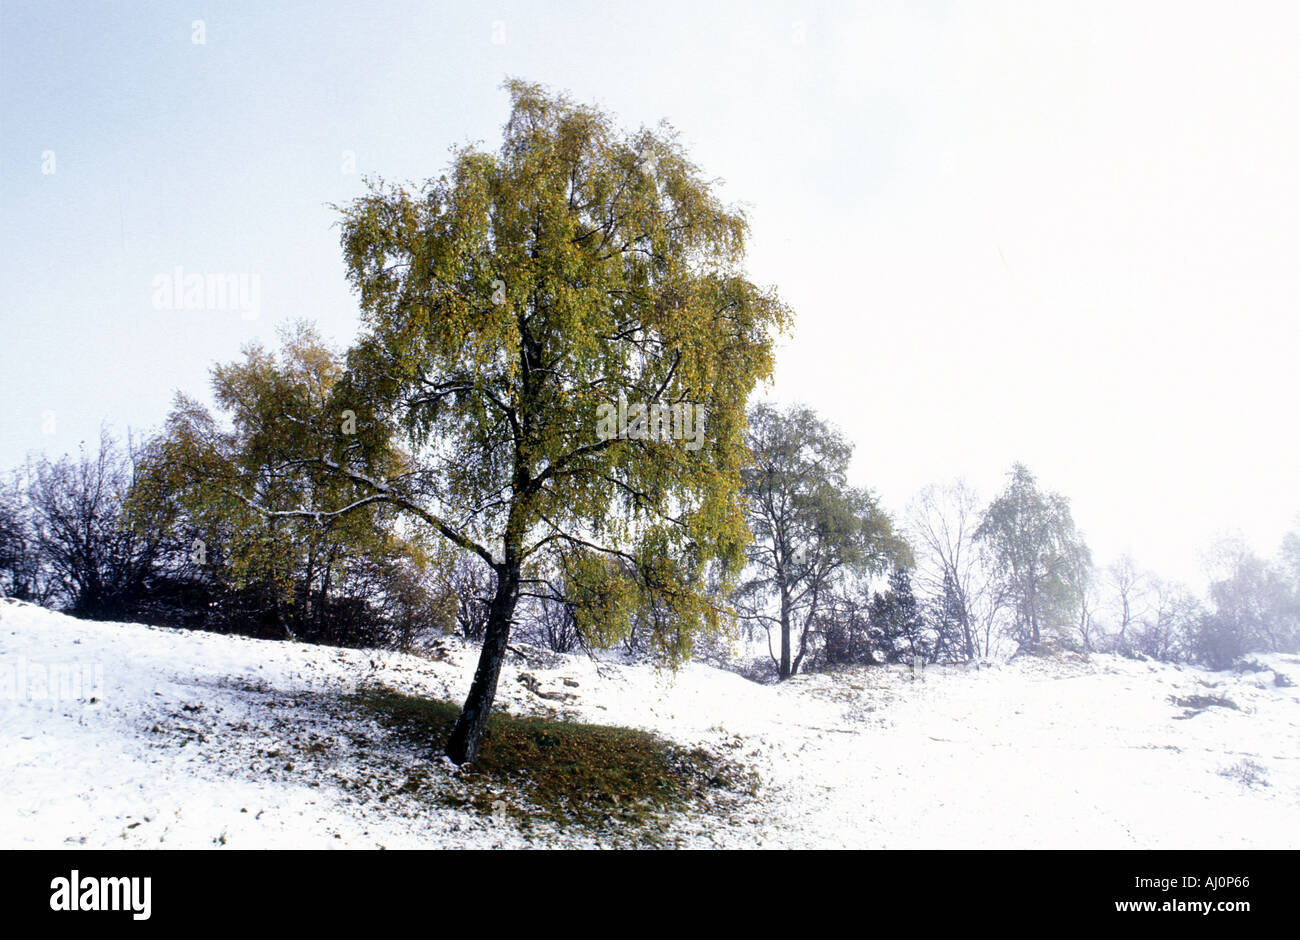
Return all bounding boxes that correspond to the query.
[1170,692,1239,718]
[347,685,757,837]
[1218,758,1269,789]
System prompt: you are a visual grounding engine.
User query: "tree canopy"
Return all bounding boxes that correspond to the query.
[156,80,789,762]
[737,403,907,678]
[974,463,1090,647]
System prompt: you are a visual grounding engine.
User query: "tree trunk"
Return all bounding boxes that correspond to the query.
[444,564,519,765]
[779,589,792,679]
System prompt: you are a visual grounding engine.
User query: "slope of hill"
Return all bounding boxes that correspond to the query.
[2,599,1296,848]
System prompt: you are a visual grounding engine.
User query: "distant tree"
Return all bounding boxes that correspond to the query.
[1188,610,1251,670]
[1063,540,1103,654]
[908,480,1006,660]
[736,403,906,679]
[974,464,1090,649]
[929,569,973,663]
[512,553,642,656]
[867,566,931,667]
[27,430,175,621]
[353,550,457,651]
[0,473,54,604]
[1103,555,1150,655]
[1280,528,1300,587]
[444,551,494,643]
[532,594,582,653]
[1131,578,1200,662]
[136,323,446,647]
[1194,535,1299,663]
[621,573,686,660]
[1074,565,1098,653]
[820,591,876,666]
[1281,528,1300,642]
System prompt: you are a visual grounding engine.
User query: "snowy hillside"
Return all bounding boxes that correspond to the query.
[2,598,1297,849]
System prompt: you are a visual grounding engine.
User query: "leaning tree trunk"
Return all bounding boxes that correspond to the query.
[778,588,793,679]
[444,564,519,765]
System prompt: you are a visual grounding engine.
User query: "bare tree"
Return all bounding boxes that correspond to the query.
[1103,555,1151,654]
[1075,567,1097,652]
[533,594,582,654]
[27,430,174,620]
[0,472,55,604]
[1131,578,1199,661]
[907,480,1006,659]
[445,552,494,643]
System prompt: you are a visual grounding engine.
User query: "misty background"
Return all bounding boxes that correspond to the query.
[2,0,1298,585]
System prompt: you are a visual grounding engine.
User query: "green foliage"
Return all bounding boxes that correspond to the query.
[974,463,1091,647]
[326,79,789,662]
[558,550,636,650]
[134,80,788,761]
[130,322,448,643]
[738,403,907,677]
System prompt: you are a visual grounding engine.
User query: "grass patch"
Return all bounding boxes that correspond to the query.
[348,685,756,836]
[1170,692,1239,718]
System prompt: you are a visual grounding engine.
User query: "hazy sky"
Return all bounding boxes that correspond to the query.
[2,0,1297,585]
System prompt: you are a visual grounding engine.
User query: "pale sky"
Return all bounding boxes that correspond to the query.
[2,0,1297,587]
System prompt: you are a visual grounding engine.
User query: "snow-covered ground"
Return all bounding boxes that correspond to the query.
[2,598,1297,848]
